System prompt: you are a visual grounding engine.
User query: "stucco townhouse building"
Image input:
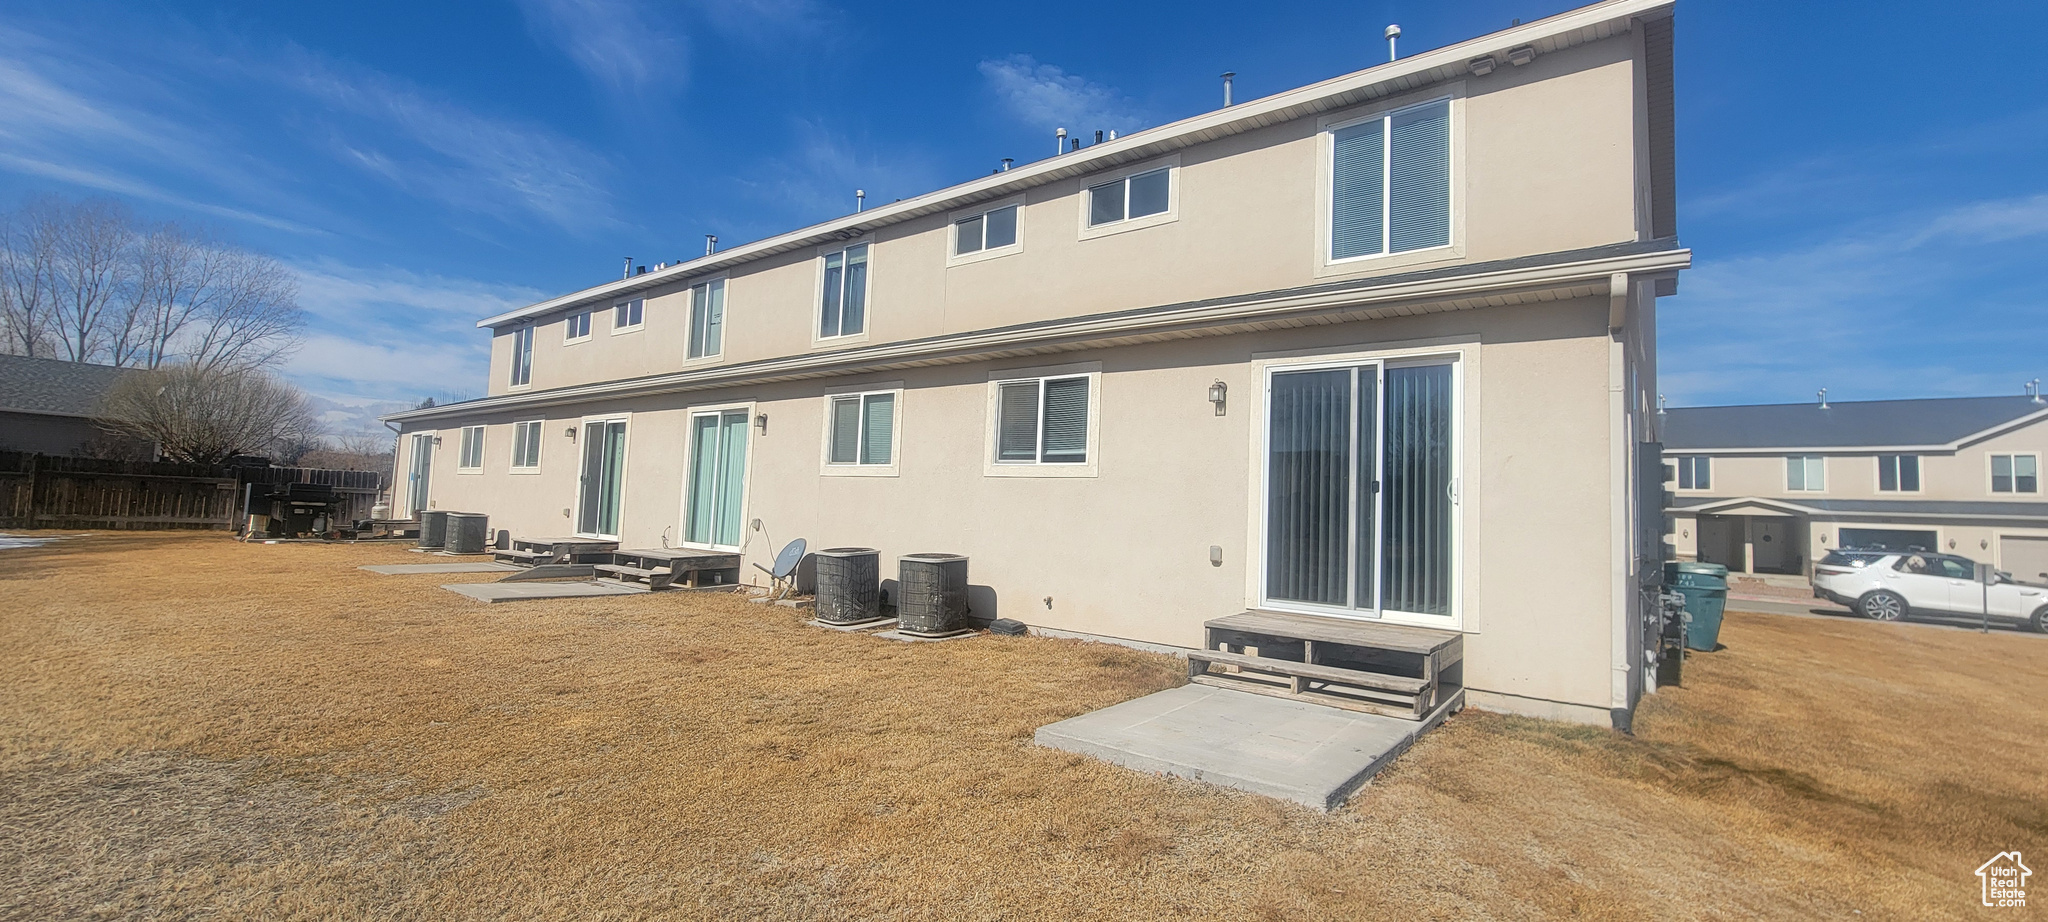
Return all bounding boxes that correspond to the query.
[384,0,1687,727]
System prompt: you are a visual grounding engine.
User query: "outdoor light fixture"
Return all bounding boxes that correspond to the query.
[1982,538,1990,550]
[565,426,577,441]
[432,436,443,447]
[754,413,769,434]
[1208,380,1228,416]
[1948,538,1958,549]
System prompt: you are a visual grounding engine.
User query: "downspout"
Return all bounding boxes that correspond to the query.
[1608,272,1635,731]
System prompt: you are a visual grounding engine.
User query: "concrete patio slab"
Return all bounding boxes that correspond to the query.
[1035,683,1459,811]
[360,562,520,575]
[441,581,645,603]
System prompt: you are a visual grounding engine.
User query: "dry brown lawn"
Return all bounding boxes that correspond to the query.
[1,532,2041,920]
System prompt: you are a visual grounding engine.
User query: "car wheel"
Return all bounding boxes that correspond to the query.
[1858,590,1907,622]
[2031,606,2048,634]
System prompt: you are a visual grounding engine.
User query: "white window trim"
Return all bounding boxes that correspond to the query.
[573,413,631,541]
[456,425,486,473]
[1077,155,1180,241]
[1786,455,1827,493]
[946,196,1027,267]
[982,361,1101,478]
[1874,453,1921,494]
[811,239,873,347]
[684,274,729,366]
[1673,455,1712,493]
[507,325,533,391]
[674,401,755,552]
[611,298,645,335]
[564,310,592,345]
[819,384,903,477]
[1313,86,1466,278]
[509,419,545,474]
[1245,341,1472,632]
[1990,451,2042,495]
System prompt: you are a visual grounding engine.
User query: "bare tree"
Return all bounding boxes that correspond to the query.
[100,363,323,464]
[50,197,134,363]
[108,222,208,368]
[0,200,60,357]
[184,247,302,372]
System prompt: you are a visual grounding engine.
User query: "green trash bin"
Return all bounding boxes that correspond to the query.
[1664,561,1730,652]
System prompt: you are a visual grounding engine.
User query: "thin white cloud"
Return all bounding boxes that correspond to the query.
[738,119,941,222]
[978,54,1145,136]
[514,0,689,101]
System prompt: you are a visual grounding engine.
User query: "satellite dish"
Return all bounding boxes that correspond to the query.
[771,538,807,579]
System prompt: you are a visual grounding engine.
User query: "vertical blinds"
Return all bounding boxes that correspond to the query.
[1040,377,1089,463]
[684,415,720,542]
[713,412,748,546]
[1381,364,1453,616]
[861,394,894,465]
[1266,369,1351,606]
[1330,99,1449,260]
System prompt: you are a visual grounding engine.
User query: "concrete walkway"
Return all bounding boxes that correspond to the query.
[441,581,644,603]
[1035,683,1458,811]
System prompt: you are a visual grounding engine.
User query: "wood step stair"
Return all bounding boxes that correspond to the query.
[1195,611,1464,720]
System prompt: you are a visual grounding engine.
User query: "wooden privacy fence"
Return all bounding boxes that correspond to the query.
[0,451,387,531]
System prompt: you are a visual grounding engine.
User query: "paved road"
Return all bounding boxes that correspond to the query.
[1724,595,2045,637]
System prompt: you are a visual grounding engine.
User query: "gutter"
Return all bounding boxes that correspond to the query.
[387,243,1690,424]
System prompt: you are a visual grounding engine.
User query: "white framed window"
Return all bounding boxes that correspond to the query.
[950,199,1023,265]
[564,310,591,343]
[822,387,901,476]
[1081,161,1177,239]
[1992,453,2040,494]
[687,278,726,361]
[1787,455,1825,492]
[1876,454,1919,493]
[612,298,644,333]
[509,325,533,388]
[457,425,486,472]
[680,404,751,550]
[1675,455,1711,491]
[1325,96,1452,264]
[511,420,544,472]
[817,242,870,341]
[985,363,1100,478]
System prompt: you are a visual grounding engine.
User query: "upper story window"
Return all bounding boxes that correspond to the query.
[511,420,543,471]
[1329,98,1451,262]
[1787,455,1825,492]
[613,298,644,333]
[819,243,869,340]
[825,390,897,469]
[688,279,726,360]
[1087,167,1170,228]
[1877,454,1920,492]
[1674,455,1710,491]
[509,325,533,387]
[1992,453,2040,494]
[995,374,1091,465]
[457,425,485,472]
[954,203,1020,257]
[564,310,591,343]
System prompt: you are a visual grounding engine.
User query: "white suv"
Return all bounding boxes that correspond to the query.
[1813,551,2048,631]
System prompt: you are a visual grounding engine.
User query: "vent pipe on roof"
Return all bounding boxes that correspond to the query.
[621,256,632,280]
[1657,394,1667,415]
[1221,72,1235,107]
[1384,24,1401,61]
[1817,388,1830,410]
[1001,158,1013,171]
[2029,378,2043,404]
[705,235,717,256]
[855,189,866,213]
[1056,127,1067,155]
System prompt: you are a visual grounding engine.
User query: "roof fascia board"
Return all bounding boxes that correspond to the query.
[475,0,1673,330]
[1952,405,2048,450]
[393,245,1688,423]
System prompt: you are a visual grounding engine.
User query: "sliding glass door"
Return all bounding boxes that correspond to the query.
[577,419,627,538]
[684,410,749,548]
[407,433,433,517]
[1263,359,1456,622]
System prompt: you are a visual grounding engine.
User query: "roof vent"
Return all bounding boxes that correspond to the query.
[1056,127,1067,155]
[2029,378,2043,404]
[636,265,648,275]
[706,234,717,255]
[1506,45,1537,66]
[1468,56,1497,76]
[1384,24,1401,61]
[621,256,633,280]
[1817,388,1829,410]
[1220,71,1235,107]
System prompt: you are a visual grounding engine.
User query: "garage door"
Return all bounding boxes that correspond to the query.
[2001,536,2048,586]
[1838,528,1938,553]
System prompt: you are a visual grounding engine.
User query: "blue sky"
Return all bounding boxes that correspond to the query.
[2,0,2043,434]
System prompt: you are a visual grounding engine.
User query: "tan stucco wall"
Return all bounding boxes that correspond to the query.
[1671,413,2048,504]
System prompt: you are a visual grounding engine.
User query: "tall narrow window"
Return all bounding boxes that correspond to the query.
[1787,455,1825,492]
[954,204,1020,256]
[688,279,725,359]
[1993,454,2040,493]
[457,426,485,471]
[613,298,644,331]
[564,310,591,343]
[1877,454,1919,492]
[511,420,543,470]
[1329,99,1451,261]
[1086,168,1171,227]
[819,244,869,339]
[509,325,533,387]
[1675,455,1711,490]
[993,375,1091,465]
[578,419,628,538]
[684,411,749,547]
[826,392,896,467]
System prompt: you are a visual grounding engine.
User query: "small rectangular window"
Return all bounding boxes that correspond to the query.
[819,243,868,339]
[613,298,644,331]
[1877,454,1919,492]
[509,325,533,387]
[825,391,896,468]
[688,279,725,359]
[458,426,485,471]
[1086,168,1170,227]
[953,204,1020,257]
[1676,455,1711,491]
[1787,455,1825,492]
[1993,454,2040,493]
[1329,98,1451,261]
[994,375,1090,465]
[565,311,591,342]
[511,421,542,469]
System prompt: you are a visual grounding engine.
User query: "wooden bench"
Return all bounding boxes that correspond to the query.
[1193,610,1463,719]
[594,549,741,591]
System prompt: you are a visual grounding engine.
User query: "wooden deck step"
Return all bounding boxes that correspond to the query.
[594,563,660,578]
[1187,649,1427,695]
[1205,610,1462,661]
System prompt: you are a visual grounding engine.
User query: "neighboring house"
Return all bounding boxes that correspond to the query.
[0,354,155,458]
[383,0,1686,727]
[1664,394,2048,582]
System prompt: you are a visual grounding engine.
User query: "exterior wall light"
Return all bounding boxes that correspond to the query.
[1208,381,1228,416]
[432,436,443,447]
[565,426,577,441]
[1982,538,1990,550]
[755,413,769,435]
[1948,538,1957,549]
